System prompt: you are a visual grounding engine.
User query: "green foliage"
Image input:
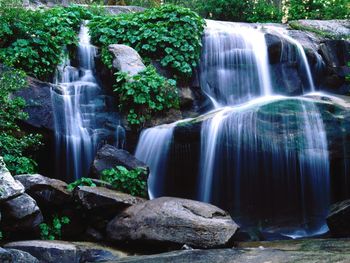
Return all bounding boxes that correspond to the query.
[0,66,42,174]
[40,216,70,240]
[88,5,205,78]
[114,66,179,126]
[67,177,97,191]
[0,5,92,80]
[288,0,349,20]
[101,166,147,197]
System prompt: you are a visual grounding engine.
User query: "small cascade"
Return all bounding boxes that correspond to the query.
[200,20,272,107]
[52,22,121,181]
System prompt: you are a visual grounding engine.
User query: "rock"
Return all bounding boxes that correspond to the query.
[1,193,43,238]
[107,197,239,248]
[105,238,350,262]
[108,44,146,77]
[91,144,149,178]
[265,33,282,64]
[296,19,350,39]
[4,240,127,263]
[15,77,55,132]
[327,199,350,237]
[74,186,146,213]
[14,174,72,206]
[0,248,12,263]
[6,249,39,263]
[104,5,145,15]
[0,157,25,202]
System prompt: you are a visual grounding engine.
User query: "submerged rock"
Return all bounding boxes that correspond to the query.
[91,144,149,178]
[0,157,25,202]
[4,240,127,263]
[327,199,350,237]
[108,44,146,77]
[106,197,239,248]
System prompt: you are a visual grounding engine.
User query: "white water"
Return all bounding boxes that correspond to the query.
[52,23,121,180]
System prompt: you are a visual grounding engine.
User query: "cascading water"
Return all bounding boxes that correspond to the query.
[135,20,333,237]
[52,22,121,181]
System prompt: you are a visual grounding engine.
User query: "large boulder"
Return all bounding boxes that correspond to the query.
[15,77,55,132]
[0,157,25,202]
[327,199,350,237]
[1,193,43,238]
[74,186,145,213]
[5,249,39,263]
[4,240,126,263]
[14,174,72,207]
[106,197,239,248]
[91,144,149,178]
[108,44,146,77]
[295,19,350,39]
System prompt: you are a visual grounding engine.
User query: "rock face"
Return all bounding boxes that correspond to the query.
[296,19,350,39]
[74,186,145,212]
[14,174,71,206]
[0,157,25,202]
[91,144,149,178]
[1,193,43,238]
[109,44,146,77]
[107,197,239,248]
[5,249,39,263]
[4,240,126,263]
[15,77,55,132]
[327,199,350,237]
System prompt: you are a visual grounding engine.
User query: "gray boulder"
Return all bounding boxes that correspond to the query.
[6,249,39,263]
[108,44,146,77]
[106,197,239,248]
[74,186,145,212]
[0,157,25,202]
[14,174,72,206]
[91,144,149,178]
[1,193,43,237]
[327,199,350,237]
[295,19,350,39]
[4,240,127,263]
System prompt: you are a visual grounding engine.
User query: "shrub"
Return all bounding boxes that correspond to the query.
[40,216,70,240]
[0,5,91,80]
[88,5,205,78]
[0,66,42,174]
[114,65,179,126]
[67,177,97,191]
[101,166,148,197]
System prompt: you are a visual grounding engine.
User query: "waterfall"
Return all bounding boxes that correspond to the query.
[51,22,121,181]
[135,20,332,237]
[200,20,272,107]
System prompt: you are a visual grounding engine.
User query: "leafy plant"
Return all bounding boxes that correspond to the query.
[0,5,92,80]
[114,65,179,127]
[88,5,205,79]
[0,66,42,174]
[101,166,148,197]
[67,177,97,191]
[39,216,70,240]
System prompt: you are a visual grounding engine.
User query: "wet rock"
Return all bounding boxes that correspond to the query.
[14,174,72,207]
[327,199,350,237]
[265,33,282,64]
[295,19,350,39]
[74,186,146,213]
[0,157,25,202]
[1,193,43,238]
[91,145,149,178]
[15,77,55,132]
[110,238,350,263]
[108,44,146,77]
[107,197,239,248]
[6,249,39,263]
[4,240,127,263]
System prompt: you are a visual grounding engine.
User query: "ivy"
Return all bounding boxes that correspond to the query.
[101,166,148,197]
[39,216,70,240]
[88,5,205,79]
[66,177,97,191]
[114,66,179,127]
